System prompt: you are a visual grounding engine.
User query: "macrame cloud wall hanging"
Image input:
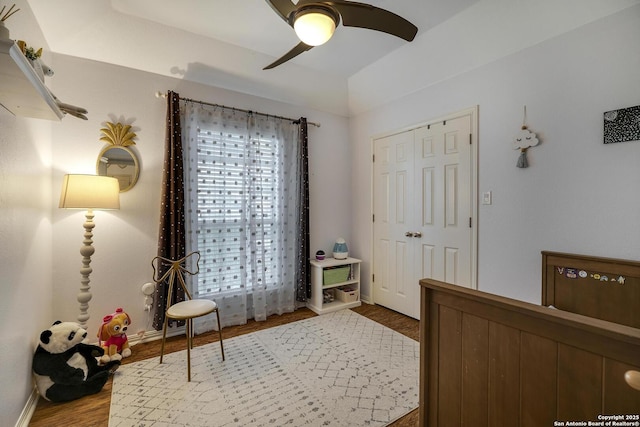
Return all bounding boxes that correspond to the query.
[513,106,539,168]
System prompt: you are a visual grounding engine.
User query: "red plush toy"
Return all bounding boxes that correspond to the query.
[97,308,131,364]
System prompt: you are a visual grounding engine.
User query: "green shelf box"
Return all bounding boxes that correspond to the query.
[323,266,350,285]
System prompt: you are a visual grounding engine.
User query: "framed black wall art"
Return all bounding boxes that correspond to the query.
[603,104,640,144]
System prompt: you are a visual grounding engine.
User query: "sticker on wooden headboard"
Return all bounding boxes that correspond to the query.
[557,266,625,285]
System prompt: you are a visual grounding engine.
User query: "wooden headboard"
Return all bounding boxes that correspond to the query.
[542,251,640,329]
[420,279,640,426]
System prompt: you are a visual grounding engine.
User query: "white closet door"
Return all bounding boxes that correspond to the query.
[373,109,477,319]
[373,130,416,316]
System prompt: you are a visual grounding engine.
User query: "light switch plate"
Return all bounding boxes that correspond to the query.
[482,191,492,205]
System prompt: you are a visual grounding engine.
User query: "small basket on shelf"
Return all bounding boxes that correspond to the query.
[335,287,358,302]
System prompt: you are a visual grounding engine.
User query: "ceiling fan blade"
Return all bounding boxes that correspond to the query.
[265,0,297,23]
[263,42,314,70]
[330,1,418,41]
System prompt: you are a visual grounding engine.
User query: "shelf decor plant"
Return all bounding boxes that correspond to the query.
[16,40,49,81]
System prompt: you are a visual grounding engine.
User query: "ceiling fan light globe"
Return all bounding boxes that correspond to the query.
[294,11,336,46]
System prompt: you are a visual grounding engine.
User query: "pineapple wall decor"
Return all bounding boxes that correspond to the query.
[97,122,140,192]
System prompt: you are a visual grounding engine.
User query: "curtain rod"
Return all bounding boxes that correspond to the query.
[155,91,320,128]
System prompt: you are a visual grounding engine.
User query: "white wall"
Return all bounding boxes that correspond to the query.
[49,54,352,342]
[348,0,639,116]
[349,4,640,304]
[0,112,53,426]
[0,2,54,424]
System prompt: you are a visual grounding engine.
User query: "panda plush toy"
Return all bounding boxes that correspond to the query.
[32,321,121,403]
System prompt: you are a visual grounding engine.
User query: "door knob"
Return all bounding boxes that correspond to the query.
[405,231,423,238]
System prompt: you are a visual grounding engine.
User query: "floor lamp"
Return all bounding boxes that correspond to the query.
[59,174,120,328]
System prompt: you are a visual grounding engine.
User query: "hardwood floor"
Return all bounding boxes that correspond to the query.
[29,304,419,427]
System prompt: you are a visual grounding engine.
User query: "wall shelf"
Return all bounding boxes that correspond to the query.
[0,39,63,120]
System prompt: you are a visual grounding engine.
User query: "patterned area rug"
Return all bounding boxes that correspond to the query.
[109,309,419,427]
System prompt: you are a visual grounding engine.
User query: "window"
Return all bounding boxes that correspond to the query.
[182,105,300,325]
[192,126,281,296]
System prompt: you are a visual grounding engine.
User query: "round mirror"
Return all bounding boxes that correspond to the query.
[96,146,139,192]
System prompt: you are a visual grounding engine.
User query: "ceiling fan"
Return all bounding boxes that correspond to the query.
[263,0,418,70]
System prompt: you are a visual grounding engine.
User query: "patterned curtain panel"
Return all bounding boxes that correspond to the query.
[295,118,310,302]
[152,90,187,330]
[183,103,302,329]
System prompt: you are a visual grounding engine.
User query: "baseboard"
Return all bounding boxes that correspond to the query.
[128,326,187,346]
[127,328,164,346]
[15,387,39,427]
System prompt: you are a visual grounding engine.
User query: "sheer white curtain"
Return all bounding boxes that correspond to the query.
[182,102,300,330]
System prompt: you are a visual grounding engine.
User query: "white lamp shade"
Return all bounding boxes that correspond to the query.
[294,11,336,46]
[59,174,120,209]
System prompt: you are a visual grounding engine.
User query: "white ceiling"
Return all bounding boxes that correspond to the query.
[132,1,477,76]
[25,0,637,116]
[26,0,478,77]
